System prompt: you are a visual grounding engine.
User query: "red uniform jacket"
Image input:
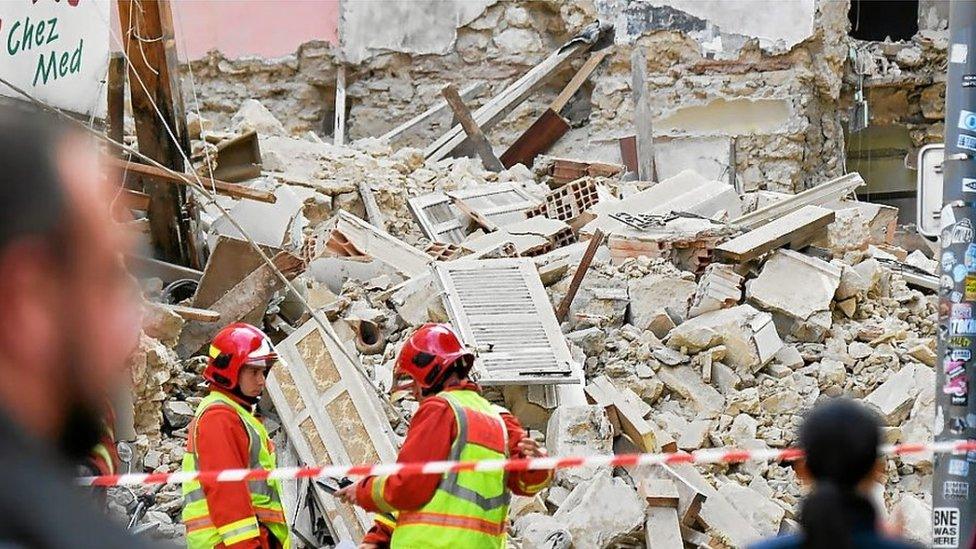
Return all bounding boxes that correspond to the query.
[356,381,551,546]
[192,388,280,549]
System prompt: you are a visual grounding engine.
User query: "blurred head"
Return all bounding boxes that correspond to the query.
[0,107,141,460]
[796,398,883,549]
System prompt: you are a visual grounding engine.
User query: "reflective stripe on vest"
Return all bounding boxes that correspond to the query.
[439,396,510,510]
[391,390,509,549]
[180,391,290,549]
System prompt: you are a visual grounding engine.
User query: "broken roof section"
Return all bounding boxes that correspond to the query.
[433,258,580,385]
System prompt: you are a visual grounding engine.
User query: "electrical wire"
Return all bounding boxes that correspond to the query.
[0,73,404,428]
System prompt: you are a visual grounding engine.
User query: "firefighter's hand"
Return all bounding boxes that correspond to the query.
[335,485,358,506]
[517,437,548,458]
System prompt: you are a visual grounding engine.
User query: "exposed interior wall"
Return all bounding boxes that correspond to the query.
[176,0,945,196]
[169,1,339,60]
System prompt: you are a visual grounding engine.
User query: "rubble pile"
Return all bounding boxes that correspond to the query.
[119,90,940,547]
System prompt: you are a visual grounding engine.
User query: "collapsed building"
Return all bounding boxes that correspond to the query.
[106,1,951,547]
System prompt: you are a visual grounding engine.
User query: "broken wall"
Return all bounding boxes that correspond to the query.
[178,0,938,194]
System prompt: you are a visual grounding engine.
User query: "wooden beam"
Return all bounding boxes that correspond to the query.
[165,304,221,322]
[334,65,346,146]
[425,33,595,161]
[499,51,610,169]
[117,189,151,211]
[551,49,610,113]
[441,84,505,172]
[117,0,193,266]
[715,205,835,263]
[358,181,387,229]
[106,53,126,158]
[176,251,305,357]
[555,229,605,323]
[106,157,276,204]
[630,47,656,182]
[381,82,484,142]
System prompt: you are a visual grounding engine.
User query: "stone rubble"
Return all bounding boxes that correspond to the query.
[120,97,941,548]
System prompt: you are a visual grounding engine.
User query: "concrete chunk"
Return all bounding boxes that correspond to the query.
[746,249,841,341]
[688,263,744,319]
[716,482,785,538]
[553,473,646,548]
[628,275,696,335]
[667,304,783,371]
[657,365,725,415]
[864,364,919,425]
[545,405,613,487]
[645,507,683,549]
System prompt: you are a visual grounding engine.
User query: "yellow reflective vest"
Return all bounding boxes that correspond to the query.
[181,391,290,548]
[374,390,510,549]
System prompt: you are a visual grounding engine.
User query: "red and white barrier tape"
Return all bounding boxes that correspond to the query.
[79,439,976,487]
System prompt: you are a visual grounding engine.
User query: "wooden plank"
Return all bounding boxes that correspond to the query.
[732,173,865,230]
[425,31,596,161]
[499,50,610,169]
[112,156,275,203]
[124,254,203,283]
[645,507,684,549]
[499,110,570,169]
[631,47,656,182]
[175,251,304,357]
[334,65,346,146]
[452,198,499,232]
[555,229,605,322]
[619,135,638,174]
[551,49,611,113]
[106,53,126,158]
[106,157,276,203]
[381,82,484,142]
[441,84,504,172]
[358,181,387,229]
[640,479,680,508]
[117,189,150,211]
[117,0,194,266]
[165,304,221,322]
[715,205,834,263]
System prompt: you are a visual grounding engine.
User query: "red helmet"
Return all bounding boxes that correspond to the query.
[394,323,474,392]
[204,322,278,390]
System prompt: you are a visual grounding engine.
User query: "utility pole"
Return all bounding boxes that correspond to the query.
[117,0,197,267]
[933,3,976,548]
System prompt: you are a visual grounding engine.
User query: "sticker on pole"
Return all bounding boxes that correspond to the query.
[959,134,976,153]
[951,43,969,64]
[934,507,960,548]
[964,178,976,194]
[959,110,976,133]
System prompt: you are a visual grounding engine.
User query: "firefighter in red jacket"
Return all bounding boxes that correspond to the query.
[181,323,290,549]
[336,323,552,549]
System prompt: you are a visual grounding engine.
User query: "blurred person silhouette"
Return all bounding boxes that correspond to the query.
[0,106,157,547]
[750,398,919,549]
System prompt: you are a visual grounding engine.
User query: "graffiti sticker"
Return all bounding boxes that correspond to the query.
[934,507,960,548]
